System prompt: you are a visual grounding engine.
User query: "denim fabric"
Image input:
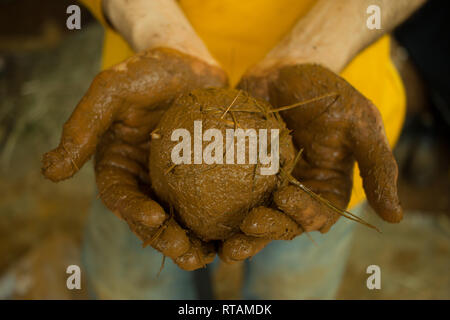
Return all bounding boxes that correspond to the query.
[83,194,363,299]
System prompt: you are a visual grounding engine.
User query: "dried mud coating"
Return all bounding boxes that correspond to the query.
[149,88,296,241]
[42,48,227,270]
[238,64,403,233]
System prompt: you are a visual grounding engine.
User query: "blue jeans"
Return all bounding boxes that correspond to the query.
[82,195,362,299]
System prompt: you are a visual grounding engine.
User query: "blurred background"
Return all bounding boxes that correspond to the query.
[0,0,448,299]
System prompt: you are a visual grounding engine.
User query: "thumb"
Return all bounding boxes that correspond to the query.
[352,100,403,223]
[42,71,119,181]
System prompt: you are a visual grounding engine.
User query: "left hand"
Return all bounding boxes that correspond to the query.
[42,48,227,270]
[220,61,403,263]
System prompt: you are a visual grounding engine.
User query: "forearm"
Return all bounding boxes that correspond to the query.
[102,0,218,66]
[265,0,426,73]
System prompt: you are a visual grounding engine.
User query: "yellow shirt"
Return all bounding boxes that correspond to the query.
[80,0,406,210]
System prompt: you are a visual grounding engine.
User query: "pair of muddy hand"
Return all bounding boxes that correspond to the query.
[42,48,402,270]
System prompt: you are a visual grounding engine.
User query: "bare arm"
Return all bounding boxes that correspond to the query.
[257,0,426,73]
[43,0,228,270]
[226,0,426,262]
[102,0,218,66]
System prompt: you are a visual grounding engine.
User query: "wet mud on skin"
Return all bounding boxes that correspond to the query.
[42,48,230,271]
[238,64,403,225]
[2,19,448,296]
[41,48,404,271]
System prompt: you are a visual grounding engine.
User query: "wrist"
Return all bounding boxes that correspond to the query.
[256,0,369,74]
[103,0,219,67]
[131,20,218,67]
[263,34,359,74]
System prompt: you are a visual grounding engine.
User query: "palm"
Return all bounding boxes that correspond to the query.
[219,64,402,262]
[43,48,226,270]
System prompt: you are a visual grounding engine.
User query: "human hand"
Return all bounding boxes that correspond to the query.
[42,48,227,270]
[219,62,402,263]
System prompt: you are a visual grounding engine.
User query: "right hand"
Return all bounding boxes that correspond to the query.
[42,48,227,270]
